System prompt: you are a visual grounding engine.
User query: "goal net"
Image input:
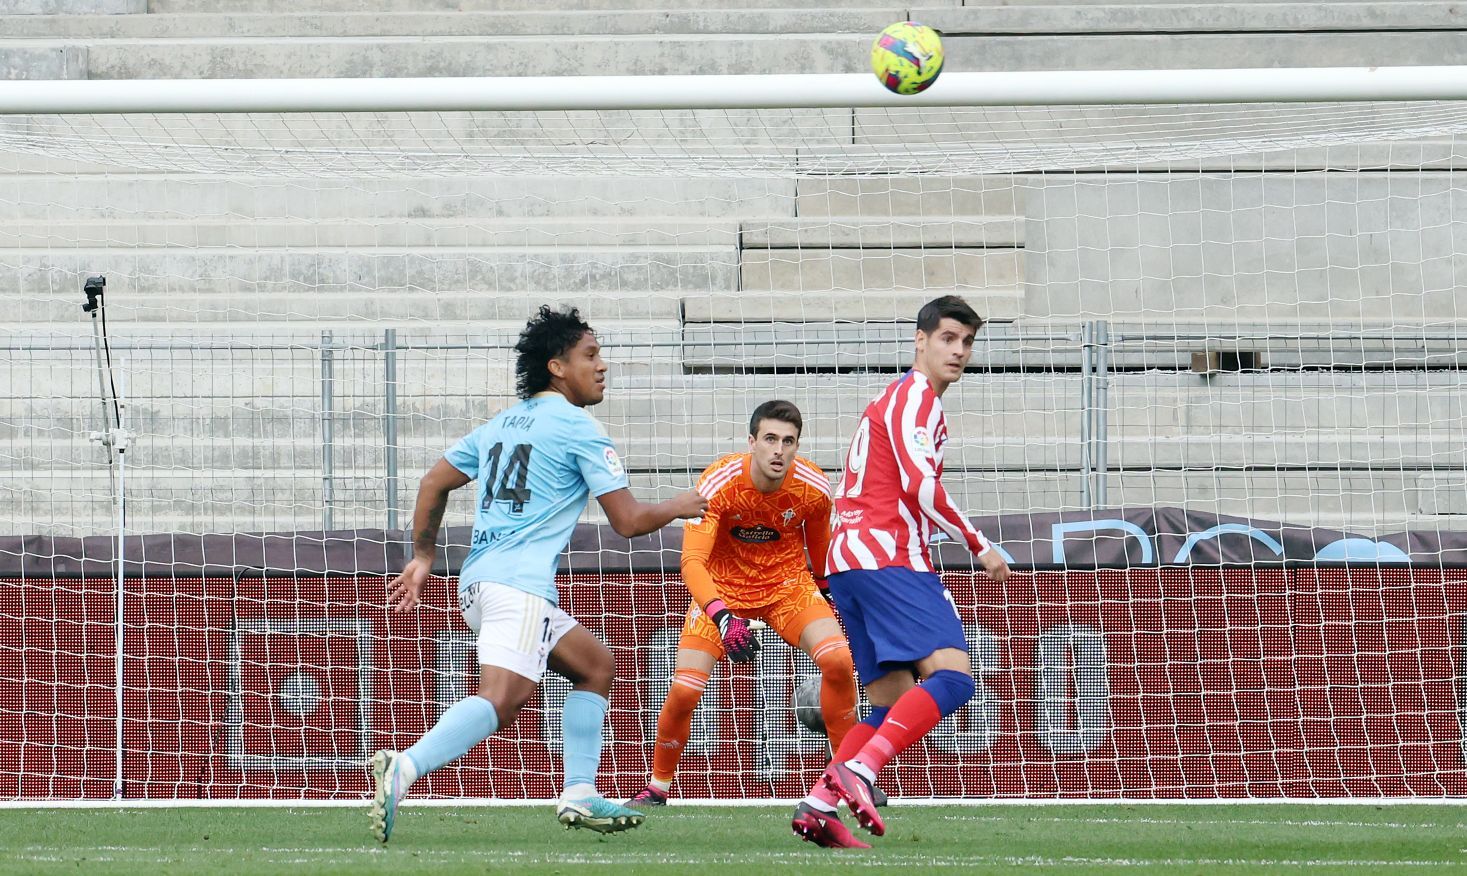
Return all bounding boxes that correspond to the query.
[3,77,1467,801]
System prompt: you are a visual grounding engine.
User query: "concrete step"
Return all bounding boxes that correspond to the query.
[9,371,1466,467]
[9,4,1466,39]
[740,247,1022,292]
[6,466,1456,538]
[15,31,1467,80]
[795,176,1024,220]
[0,219,742,249]
[0,291,694,323]
[740,216,1023,249]
[141,0,951,12]
[0,217,1018,250]
[0,9,901,38]
[683,290,1026,323]
[0,175,799,221]
[0,247,739,304]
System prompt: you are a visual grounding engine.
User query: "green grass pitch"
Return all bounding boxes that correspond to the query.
[2,803,1463,874]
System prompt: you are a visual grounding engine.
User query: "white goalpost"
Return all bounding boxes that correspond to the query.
[2,68,1467,804]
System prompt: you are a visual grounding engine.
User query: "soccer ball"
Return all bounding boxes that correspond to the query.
[870,21,944,95]
[793,675,826,734]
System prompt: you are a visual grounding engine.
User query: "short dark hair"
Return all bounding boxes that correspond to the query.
[916,295,984,335]
[514,305,593,399]
[748,399,802,438]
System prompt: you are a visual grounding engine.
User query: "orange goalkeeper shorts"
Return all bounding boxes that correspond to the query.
[679,574,835,658]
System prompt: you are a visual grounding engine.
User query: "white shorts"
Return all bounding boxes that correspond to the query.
[459,582,578,682]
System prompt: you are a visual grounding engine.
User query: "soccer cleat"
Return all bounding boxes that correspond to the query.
[790,801,870,849]
[557,795,647,833]
[625,785,669,809]
[872,784,889,808]
[822,761,886,837]
[370,749,410,843]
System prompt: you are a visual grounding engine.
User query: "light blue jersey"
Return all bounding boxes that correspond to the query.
[444,393,629,604]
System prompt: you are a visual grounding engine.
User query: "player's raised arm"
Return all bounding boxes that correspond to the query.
[388,456,472,613]
[596,487,707,539]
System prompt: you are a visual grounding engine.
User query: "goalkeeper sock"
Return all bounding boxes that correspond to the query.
[812,636,857,754]
[403,694,498,777]
[561,690,609,795]
[852,671,974,776]
[652,669,708,787]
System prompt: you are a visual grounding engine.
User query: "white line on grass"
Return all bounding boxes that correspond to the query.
[936,814,1467,831]
[12,846,1459,869]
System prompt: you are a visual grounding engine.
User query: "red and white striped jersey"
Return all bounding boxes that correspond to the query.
[826,369,992,574]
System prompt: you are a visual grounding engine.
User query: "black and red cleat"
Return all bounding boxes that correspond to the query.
[790,802,870,849]
[625,786,668,809]
[822,762,886,837]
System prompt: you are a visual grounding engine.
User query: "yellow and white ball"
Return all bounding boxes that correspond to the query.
[870,21,945,95]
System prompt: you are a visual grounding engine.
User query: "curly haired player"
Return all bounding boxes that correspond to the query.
[369,305,706,842]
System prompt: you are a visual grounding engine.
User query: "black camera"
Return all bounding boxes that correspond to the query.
[82,275,106,313]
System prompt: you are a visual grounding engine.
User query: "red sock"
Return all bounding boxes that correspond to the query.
[852,687,942,775]
[833,720,877,763]
[807,719,879,808]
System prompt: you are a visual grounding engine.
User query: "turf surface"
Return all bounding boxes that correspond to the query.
[2,803,1463,874]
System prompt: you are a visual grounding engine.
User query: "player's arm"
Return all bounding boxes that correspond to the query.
[597,488,707,538]
[802,492,834,600]
[889,391,1010,581]
[680,514,760,662]
[388,457,472,613]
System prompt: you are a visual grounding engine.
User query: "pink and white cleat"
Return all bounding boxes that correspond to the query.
[790,802,870,849]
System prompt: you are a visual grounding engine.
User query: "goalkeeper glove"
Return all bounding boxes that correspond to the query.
[815,577,833,604]
[706,599,760,663]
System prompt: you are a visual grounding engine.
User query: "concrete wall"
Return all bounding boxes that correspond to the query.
[3,2,1467,539]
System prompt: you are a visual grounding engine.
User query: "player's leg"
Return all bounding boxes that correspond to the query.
[629,601,722,807]
[545,621,645,833]
[821,570,973,837]
[765,581,858,754]
[371,584,548,843]
[789,570,870,849]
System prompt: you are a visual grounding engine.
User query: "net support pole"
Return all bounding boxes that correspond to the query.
[112,362,127,800]
[1094,321,1111,509]
[383,329,399,533]
[1079,322,1094,511]
[320,331,334,534]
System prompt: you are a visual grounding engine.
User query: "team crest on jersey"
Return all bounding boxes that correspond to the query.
[781,508,796,524]
[602,447,625,478]
[731,524,781,543]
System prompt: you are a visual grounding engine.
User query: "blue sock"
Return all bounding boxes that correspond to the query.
[861,706,890,729]
[561,690,608,793]
[921,670,976,718]
[403,695,499,777]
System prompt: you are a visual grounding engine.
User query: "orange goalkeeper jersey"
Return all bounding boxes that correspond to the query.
[681,452,833,612]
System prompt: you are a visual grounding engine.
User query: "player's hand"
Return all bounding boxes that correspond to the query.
[979,548,1010,584]
[710,606,761,663]
[669,490,710,520]
[815,578,835,605]
[387,556,432,613]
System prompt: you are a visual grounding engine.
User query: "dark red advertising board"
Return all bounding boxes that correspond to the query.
[2,568,1464,799]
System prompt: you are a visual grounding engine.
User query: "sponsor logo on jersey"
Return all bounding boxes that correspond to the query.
[602,447,625,478]
[912,426,934,454]
[731,524,782,543]
[837,509,864,526]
